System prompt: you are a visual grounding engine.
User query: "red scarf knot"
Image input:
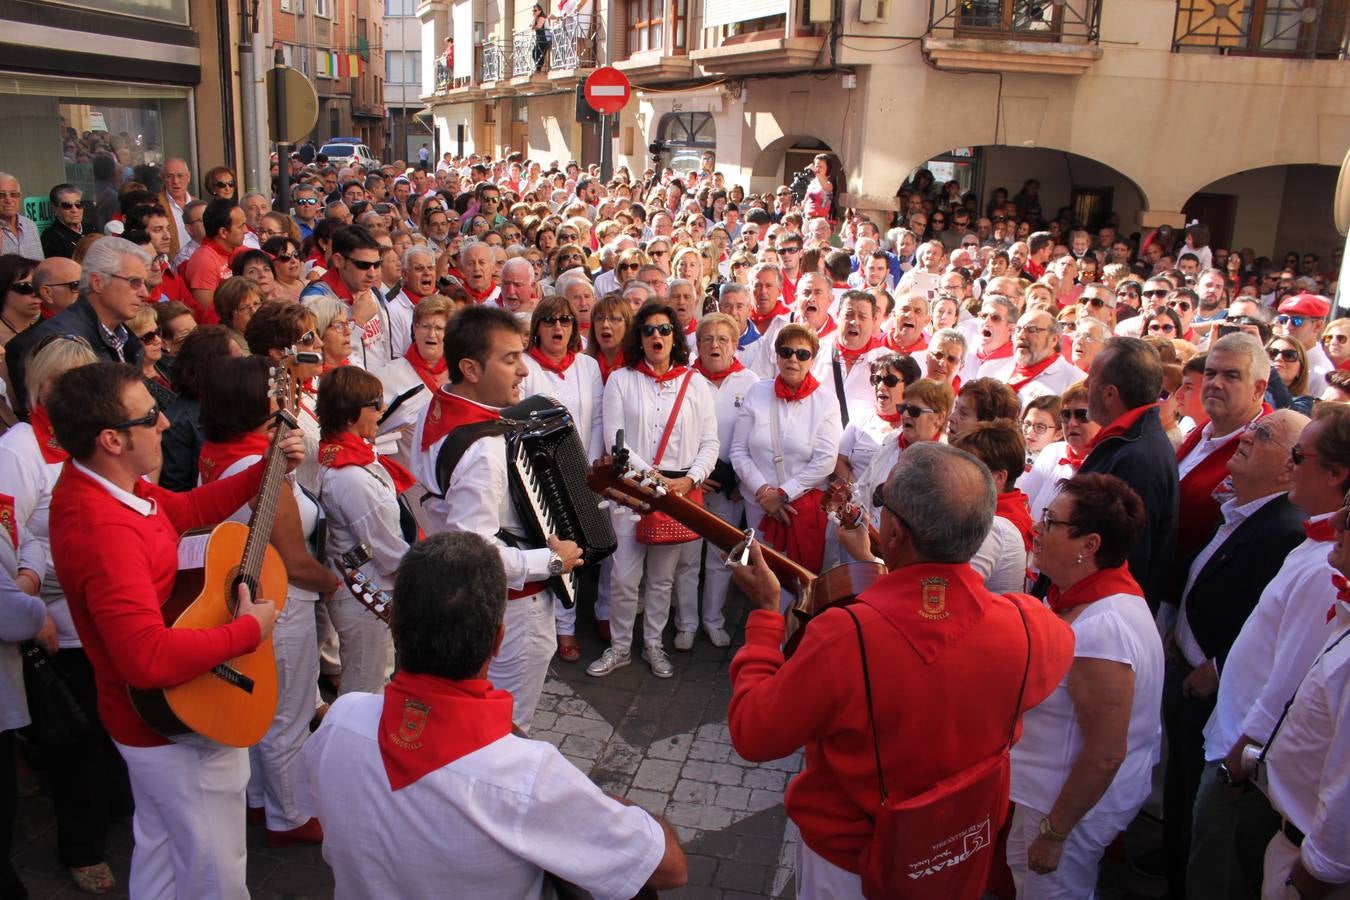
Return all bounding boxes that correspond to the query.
[378,672,514,791]
[527,346,576,379]
[1058,443,1086,471]
[1304,517,1337,543]
[995,490,1035,552]
[405,342,448,391]
[1007,353,1060,394]
[1046,563,1144,614]
[836,340,870,367]
[693,358,746,386]
[976,341,1014,364]
[319,431,416,495]
[879,410,901,425]
[774,373,821,402]
[884,331,927,355]
[28,406,68,464]
[594,351,622,384]
[634,361,689,383]
[419,389,502,452]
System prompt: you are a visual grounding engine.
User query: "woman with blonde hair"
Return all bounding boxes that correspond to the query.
[127,305,175,408]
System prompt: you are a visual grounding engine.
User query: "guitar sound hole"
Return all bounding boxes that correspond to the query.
[228,571,259,617]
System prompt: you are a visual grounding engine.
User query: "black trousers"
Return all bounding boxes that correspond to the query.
[2,729,26,899]
[1162,652,1217,900]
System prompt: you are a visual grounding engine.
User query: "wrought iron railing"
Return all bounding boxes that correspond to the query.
[481,38,505,82]
[434,58,473,92]
[512,29,541,77]
[928,0,1102,41]
[547,12,601,70]
[1173,0,1349,58]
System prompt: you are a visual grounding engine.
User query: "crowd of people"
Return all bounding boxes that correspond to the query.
[0,142,1347,900]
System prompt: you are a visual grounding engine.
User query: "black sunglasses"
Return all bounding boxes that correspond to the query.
[1060,408,1090,423]
[213,180,236,189]
[274,252,300,262]
[1268,347,1300,363]
[363,398,385,411]
[898,403,936,417]
[58,200,84,210]
[139,328,161,342]
[110,401,161,431]
[9,281,34,295]
[296,197,319,206]
[540,315,575,326]
[777,347,813,362]
[345,257,381,270]
[870,372,903,388]
[640,323,675,337]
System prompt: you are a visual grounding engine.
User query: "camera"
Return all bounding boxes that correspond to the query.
[649,140,668,167]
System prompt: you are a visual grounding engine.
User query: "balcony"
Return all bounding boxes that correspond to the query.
[922,0,1104,75]
[507,28,551,89]
[428,59,484,102]
[1173,0,1349,58]
[690,27,828,75]
[547,12,601,84]
[480,37,515,92]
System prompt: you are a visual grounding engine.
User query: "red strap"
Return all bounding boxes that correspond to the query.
[651,370,694,467]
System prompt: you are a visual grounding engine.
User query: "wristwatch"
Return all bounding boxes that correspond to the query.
[1217,762,1249,787]
[1039,817,1069,842]
[547,551,565,577]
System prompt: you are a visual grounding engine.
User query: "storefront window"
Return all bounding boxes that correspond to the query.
[47,0,189,26]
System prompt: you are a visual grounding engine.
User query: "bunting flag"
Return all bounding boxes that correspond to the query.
[337,53,351,79]
[350,53,362,77]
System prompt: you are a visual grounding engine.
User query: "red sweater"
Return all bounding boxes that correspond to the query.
[729,563,1074,871]
[49,461,269,747]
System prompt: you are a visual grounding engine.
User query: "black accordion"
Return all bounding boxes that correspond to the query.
[433,395,616,608]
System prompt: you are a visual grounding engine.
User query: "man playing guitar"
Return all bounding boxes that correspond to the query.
[46,362,303,900]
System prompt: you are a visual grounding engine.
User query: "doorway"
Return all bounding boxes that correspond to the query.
[1183,192,1237,251]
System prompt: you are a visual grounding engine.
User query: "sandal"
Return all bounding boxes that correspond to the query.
[70,862,115,895]
[557,636,581,662]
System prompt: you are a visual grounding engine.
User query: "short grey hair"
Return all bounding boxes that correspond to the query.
[403,245,436,270]
[81,236,151,293]
[719,281,749,303]
[620,281,652,303]
[668,277,695,295]
[931,327,968,354]
[554,269,590,296]
[981,293,1018,321]
[459,240,490,268]
[1210,331,1271,383]
[749,262,781,285]
[1076,317,1111,341]
[884,442,995,564]
[304,295,348,335]
[500,256,535,283]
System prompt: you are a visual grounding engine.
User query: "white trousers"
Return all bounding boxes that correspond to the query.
[490,590,556,732]
[608,522,695,653]
[693,490,744,632]
[796,840,864,899]
[1006,801,1136,900]
[313,599,341,677]
[116,736,249,900]
[327,590,394,695]
[248,596,319,831]
[1262,830,1350,900]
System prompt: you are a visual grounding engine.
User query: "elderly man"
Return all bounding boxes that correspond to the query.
[1174,333,1271,560]
[1160,409,1309,900]
[991,307,1085,404]
[0,173,41,260]
[748,262,788,336]
[172,199,207,270]
[292,183,321,239]
[41,183,85,259]
[240,192,270,250]
[447,241,499,306]
[962,292,1018,383]
[726,443,1075,897]
[1276,293,1334,395]
[1070,317,1111,373]
[1079,282,1116,328]
[498,257,537,317]
[824,290,889,424]
[158,157,194,258]
[716,282,760,358]
[387,246,436,358]
[882,292,928,355]
[1188,404,1350,900]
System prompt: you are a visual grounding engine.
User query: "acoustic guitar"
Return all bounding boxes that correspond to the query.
[129,363,304,747]
[335,543,394,624]
[587,441,884,657]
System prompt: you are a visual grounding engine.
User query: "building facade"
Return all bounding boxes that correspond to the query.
[422,0,1350,258]
[385,0,430,164]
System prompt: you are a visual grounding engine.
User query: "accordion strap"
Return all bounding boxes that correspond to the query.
[431,419,514,498]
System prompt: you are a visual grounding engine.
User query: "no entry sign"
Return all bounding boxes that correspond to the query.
[584,67,631,116]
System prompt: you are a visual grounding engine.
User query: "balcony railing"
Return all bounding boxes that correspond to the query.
[928,0,1102,42]
[547,12,600,71]
[1173,0,1349,58]
[482,38,505,82]
[512,29,541,77]
[434,58,474,93]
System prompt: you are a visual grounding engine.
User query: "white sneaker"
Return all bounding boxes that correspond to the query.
[586,647,631,677]
[643,644,674,678]
[705,627,731,648]
[673,630,696,651]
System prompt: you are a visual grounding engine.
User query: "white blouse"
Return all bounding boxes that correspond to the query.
[602,366,719,481]
[520,352,605,459]
[0,425,71,645]
[730,378,842,527]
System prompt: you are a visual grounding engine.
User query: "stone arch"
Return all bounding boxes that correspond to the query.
[749,134,841,195]
[1182,163,1343,260]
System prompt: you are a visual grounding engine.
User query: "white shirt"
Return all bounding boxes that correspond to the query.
[386,290,418,359]
[315,458,409,597]
[729,378,841,525]
[1307,341,1335,397]
[298,692,666,900]
[1203,518,1341,761]
[0,425,68,644]
[1177,421,1243,481]
[601,367,719,482]
[969,516,1028,595]
[838,411,896,483]
[1262,607,1350,884]
[817,337,888,425]
[373,358,434,470]
[521,352,604,459]
[1022,440,1076,524]
[164,191,192,254]
[988,355,1086,406]
[1011,593,1164,817]
[701,367,760,456]
[747,316,790,379]
[857,429,903,526]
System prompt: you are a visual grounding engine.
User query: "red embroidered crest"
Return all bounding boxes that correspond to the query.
[318,443,339,467]
[920,576,949,621]
[0,494,16,550]
[392,698,430,749]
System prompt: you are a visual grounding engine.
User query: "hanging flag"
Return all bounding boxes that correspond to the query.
[349,53,362,77]
[338,52,350,79]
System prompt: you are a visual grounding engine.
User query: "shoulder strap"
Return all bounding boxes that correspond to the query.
[831,349,850,427]
[1005,598,1033,748]
[843,604,888,803]
[431,419,514,497]
[1258,626,1350,764]
[769,389,787,485]
[651,370,694,467]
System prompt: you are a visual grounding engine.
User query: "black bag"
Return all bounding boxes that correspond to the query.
[709,458,739,497]
[20,642,94,751]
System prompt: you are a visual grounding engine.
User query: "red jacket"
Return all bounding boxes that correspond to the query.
[729,563,1074,871]
[50,461,268,747]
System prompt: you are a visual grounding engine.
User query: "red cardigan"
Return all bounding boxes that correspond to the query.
[728,563,1074,872]
[50,461,269,747]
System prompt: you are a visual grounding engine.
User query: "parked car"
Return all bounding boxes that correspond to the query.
[319,139,379,169]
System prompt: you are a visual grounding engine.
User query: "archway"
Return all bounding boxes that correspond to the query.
[1183,164,1341,262]
[750,134,841,196]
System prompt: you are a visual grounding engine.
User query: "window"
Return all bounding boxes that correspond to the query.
[314,0,331,17]
[385,0,418,14]
[626,0,665,54]
[385,50,423,83]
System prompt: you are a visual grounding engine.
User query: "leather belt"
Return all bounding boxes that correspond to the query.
[1282,819,1305,848]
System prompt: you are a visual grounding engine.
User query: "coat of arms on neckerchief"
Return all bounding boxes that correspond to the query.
[392,698,430,749]
[919,576,949,621]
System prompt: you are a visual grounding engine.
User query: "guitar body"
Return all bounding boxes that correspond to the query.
[128,522,289,747]
[782,560,886,658]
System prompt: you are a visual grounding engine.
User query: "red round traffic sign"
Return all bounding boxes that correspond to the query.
[584,66,632,116]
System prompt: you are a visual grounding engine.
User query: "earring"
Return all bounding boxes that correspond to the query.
[1075,553,1085,565]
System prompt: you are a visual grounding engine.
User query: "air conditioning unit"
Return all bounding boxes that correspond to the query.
[280,0,291,11]
[857,0,890,23]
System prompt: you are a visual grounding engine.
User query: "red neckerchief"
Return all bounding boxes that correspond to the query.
[750,301,790,333]
[1331,574,1350,621]
[635,361,689,383]
[1183,328,1196,343]
[1007,353,1060,393]
[1338,357,1350,372]
[378,671,514,791]
[461,277,498,305]
[595,351,621,384]
[835,340,871,367]
[198,432,272,484]
[1046,563,1143,614]
[879,410,901,425]
[1085,403,1158,455]
[693,357,746,386]
[527,346,576,378]
[1025,259,1045,280]
[782,273,800,305]
[28,406,68,464]
[320,266,356,304]
[1058,443,1087,471]
[976,340,1014,364]
[405,342,447,391]
[322,358,350,375]
[996,490,1035,551]
[816,316,838,339]
[419,389,501,452]
[1305,517,1337,542]
[855,562,993,663]
[774,372,821,402]
[306,249,326,269]
[684,319,697,335]
[884,331,927,354]
[402,282,434,302]
[318,431,416,495]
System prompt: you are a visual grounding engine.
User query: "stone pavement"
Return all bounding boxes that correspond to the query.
[11,586,1167,899]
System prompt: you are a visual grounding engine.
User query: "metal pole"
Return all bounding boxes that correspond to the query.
[239,1,260,193]
[274,48,290,213]
[599,114,612,183]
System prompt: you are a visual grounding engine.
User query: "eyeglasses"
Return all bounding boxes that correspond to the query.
[274,252,300,262]
[593,314,625,325]
[105,273,149,293]
[1275,314,1306,328]
[139,328,161,342]
[777,347,813,362]
[1014,324,1050,336]
[978,311,1005,323]
[52,280,80,292]
[1022,419,1056,436]
[698,335,734,346]
[109,401,161,432]
[1040,509,1075,531]
[1147,322,1176,334]
[1085,297,1109,309]
[640,323,675,337]
[559,253,585,262]
[1268,346,1300,363]
[0,191,22,200]
[8,281,34,295]
[1143,289,1169,298]
[1073,330,1102,344]
[540,315,575,326]
[213,180,236,190]
[1165,299,1192,312]
[928,350,962,365]
[870,372,903,388]
[296,197,319,206]
[1291,444,1319,466]
[363,398,385,411]
[294,330,320,347]
[776,246,801,254]
[1244,419,1292,450]
[898,403,936,417]
[1060,408,1090,423]
[58,200,84,210]
[413,322,446,334]
[1324,333,1350,345]
[345,257,381,271]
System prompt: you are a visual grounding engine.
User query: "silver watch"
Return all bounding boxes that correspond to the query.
[547,551,565,577]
